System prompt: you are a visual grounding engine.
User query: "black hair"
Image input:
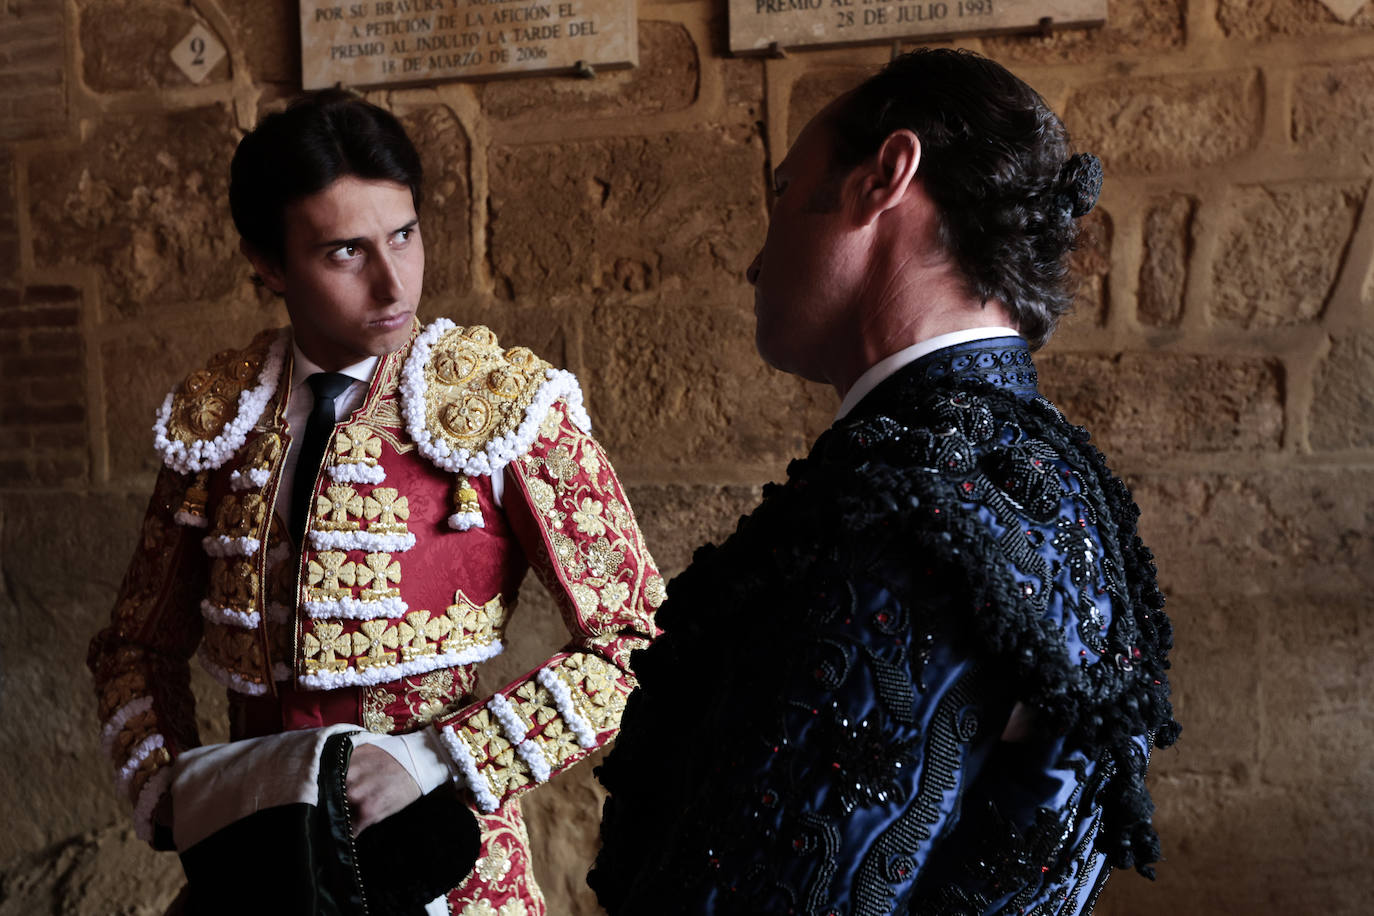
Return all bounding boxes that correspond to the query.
[229,89,423,264]
[828,49,1101,348]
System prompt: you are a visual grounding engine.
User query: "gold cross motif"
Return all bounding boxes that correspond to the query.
[307,550,356,600]
[353,620,400,670]
[398,610,448,662]
[363,488,410,534]
[315,485,363,531]
[356,552,402,600]
[335,425,382,464]
[303,622,351,673]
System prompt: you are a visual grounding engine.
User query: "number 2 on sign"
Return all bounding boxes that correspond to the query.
[190,36,206,65]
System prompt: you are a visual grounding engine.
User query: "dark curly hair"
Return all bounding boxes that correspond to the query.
[229,89,423,264]
[828,49,1100,348]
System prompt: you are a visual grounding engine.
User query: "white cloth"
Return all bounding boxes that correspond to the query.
[835,327,1022,421]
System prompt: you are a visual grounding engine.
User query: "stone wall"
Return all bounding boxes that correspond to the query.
[0,0,1370,912]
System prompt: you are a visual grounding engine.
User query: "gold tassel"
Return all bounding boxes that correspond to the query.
[176,470,211,527]
[448,474,484,531]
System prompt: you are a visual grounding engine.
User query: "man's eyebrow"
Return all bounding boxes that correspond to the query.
[313,219,418,250]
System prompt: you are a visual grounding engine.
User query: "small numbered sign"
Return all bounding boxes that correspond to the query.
[170,24,227,85]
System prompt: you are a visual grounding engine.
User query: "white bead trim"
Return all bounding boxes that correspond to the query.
[295,640,503,691]
[488,693,551,783]
[199,599,260,630]
[303,595,409,620]
[173,510,209,529]
[198,648,270,696]
[307,529,416,553]
[330,463,386,484]
[116,733,165,795]
[100,697,154,759]
[448,510,485,531]
[201,535,261,558]
[230,467,273,491]
[132,766,173,843]
[438,723,499,814]
[152,330,288,474]
[536,667,599,750]
[399,319,591,479]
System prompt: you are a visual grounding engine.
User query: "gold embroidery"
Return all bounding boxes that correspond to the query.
[472,842,514,884]
[302,622,351,673]
[550,531,580,578]
[582,537,624,580]
[316,485,364,531]
[597,581,630,615]
[213,492,267,538]
[163,329,277,445]
[307,551,356,600]
[569,583,598,617]
[533,719,583,767]
[462,896,528,916]
[570,498,606,536]
[442,592,508,652]
[525,478,555,514]
[398,610,450,662]
[362,488,410,534]
[178,470,210,522]
[542,446,577,482]
[644,574,667,608]
[209,557,259,608]
[352,620,400,669]
[421,325,552,458]
[239,433,283,475]
[511,681,558,733]
[357,552,401,599]
[336,424,382,466]
[363,685,397,734]
[559,654,627,730]
[406,669,458,725]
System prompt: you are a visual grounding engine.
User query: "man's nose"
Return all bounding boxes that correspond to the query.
[746,251,762,285]
[372,251,405,301]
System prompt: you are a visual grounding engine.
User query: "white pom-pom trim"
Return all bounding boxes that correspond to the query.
[230,467,273,491]
[448,511,485,531]
[173,510,209,528]
[132,766,173,843]
[100,697,154,759]
[307,530,416,553]
[536,667,599,750]
[399,318,591,479]
[152,331,288,474]
[303,595,408,620]
[295,640,503,691]
[199,599,260,630]
[329,463,386,484]
[201,535,261,558]
[198,649,270,696]
[438,723,499,813]
[488,693,551,783]
[116,733,165,795]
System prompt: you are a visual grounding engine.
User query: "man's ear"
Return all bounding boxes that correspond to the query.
[240,239,287,295]
[853,129,921,228]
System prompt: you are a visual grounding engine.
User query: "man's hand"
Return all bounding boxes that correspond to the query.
[346,744,421,835]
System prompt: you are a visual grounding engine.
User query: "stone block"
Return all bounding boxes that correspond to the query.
[400,105,472,302]
[480,21,698,123]
[29,105,251,320]
[624,483,764,578]
[983,0,1185,64]
[219,0,299,84]
[1258,591,1372,788]
[578,304,835,471]
[522,746,610,916]
[1037,352,1284,456]
[0,825,184,915]
[1128,469,1374,597]
[1158,594,1260,779]
[787,68,874,146]
[1139,194,1196,327]
[1063,71,1262,176]
[77,0,228,92]
[488,131,766,303]
[1293,58,1374,158]
[1211,181,1364,328]
[1218,0,1374,39]
[1311,332,1374,450]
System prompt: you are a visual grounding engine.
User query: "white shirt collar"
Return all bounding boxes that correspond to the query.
[290,343,379,392]
[834,327,1021,421]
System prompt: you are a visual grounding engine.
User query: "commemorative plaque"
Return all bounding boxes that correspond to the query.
[729,0,1105,55]
[301,0,637,89]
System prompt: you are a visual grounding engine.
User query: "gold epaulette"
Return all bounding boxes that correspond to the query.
[152,328,289,474]
[400,319,589,478]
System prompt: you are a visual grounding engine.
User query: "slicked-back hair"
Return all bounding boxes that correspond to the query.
[829,49,1088,348]
[229,90,423,263]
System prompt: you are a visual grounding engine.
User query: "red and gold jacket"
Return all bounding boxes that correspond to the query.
[88,319,664,910]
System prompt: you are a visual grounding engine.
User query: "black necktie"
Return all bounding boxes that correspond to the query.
[292,372,353,544]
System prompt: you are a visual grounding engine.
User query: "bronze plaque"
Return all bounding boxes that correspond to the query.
[728,0,1105,54]
[301,0,637,89]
